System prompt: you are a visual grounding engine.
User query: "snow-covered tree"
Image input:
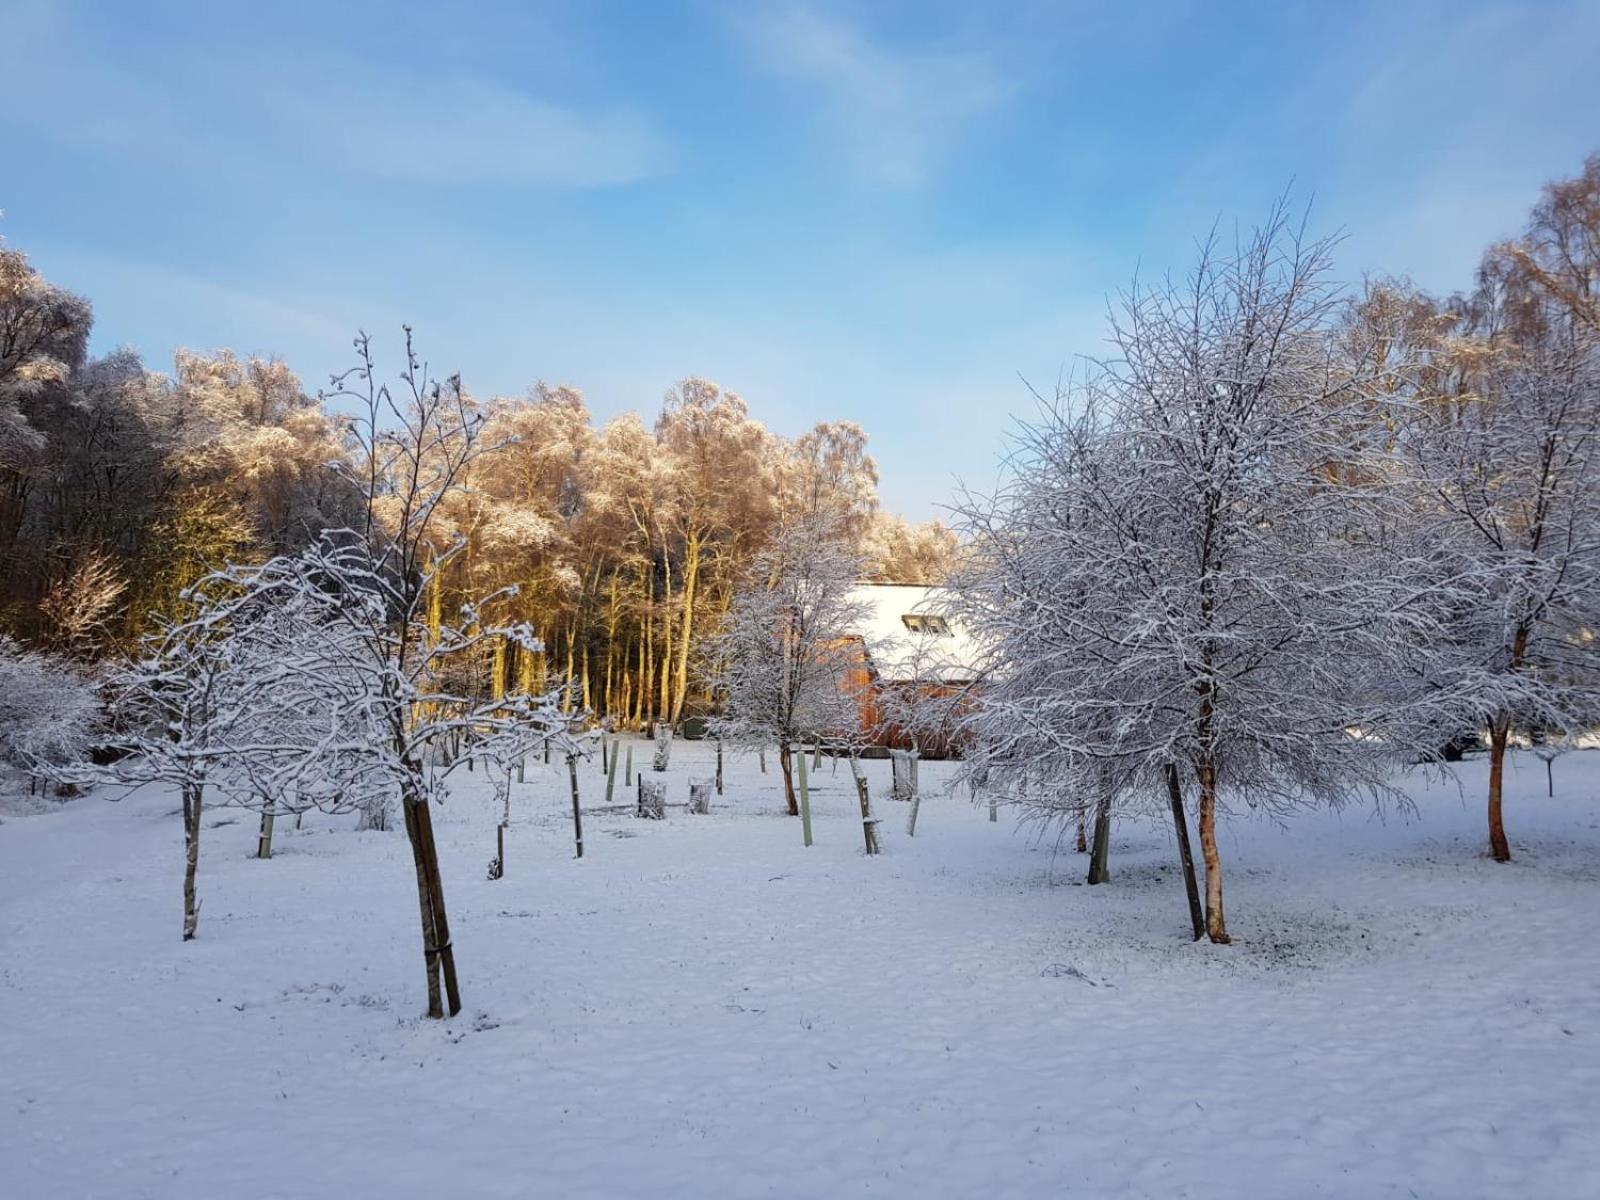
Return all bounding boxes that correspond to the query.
[1397,269,1600,861]
[272,328,586,1017]
[94,613,252,940]
[780,420,880,546]
[181,539,586,857]
[706,514,873,816]
[861,513,962,584]
[167,349,354,555]
[655,378,781,725]
[951,207,1438,942]
[0,232,92,465]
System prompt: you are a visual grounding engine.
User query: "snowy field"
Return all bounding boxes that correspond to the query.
[2,738,1598,1199]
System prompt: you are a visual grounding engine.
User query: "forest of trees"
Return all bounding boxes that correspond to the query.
[0,248,959,725]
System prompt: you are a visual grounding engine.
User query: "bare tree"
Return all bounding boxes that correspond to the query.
[705,514,872,817]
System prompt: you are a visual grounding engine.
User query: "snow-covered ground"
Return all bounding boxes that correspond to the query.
[2,739,1597,1199]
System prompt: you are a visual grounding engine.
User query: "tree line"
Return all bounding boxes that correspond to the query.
[0,246,959,725]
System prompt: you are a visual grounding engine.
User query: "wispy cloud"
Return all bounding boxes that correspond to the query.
[732,4,1014,186]
[0,4,671,191]
[260,72,672,189]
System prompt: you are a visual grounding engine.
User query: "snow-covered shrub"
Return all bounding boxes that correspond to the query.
[0,636,100,778]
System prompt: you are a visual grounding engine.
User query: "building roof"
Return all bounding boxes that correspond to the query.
[846,583,980,684]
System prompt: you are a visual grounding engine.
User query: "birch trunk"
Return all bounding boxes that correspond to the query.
[1197,758,1229,944]
[669,530,700,724]
[181,782,203,941]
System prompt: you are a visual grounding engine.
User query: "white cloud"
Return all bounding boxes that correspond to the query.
[733,4,1014,186]
[0,6,670,192]
[262,73,672,188]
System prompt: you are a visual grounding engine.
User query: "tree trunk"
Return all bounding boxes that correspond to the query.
[426,561,442,648]
[1075,805,1087,853]
[715,739,724,795]
[641,584,653,726]
[778,743,798,816]
[1166,764,1205,941]
[256,803,275,860]
[1087,796,1112,885]
[670,531,700,725]
[490,637,506,700]
[1487,716,1512,862]
[1197,759,1229,944]
[417,797,461,1015]
[181,783,203,941]
[850,756,879,854]
[403,797,462,1018]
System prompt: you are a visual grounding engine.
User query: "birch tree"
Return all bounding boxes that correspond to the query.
[706,514,871,816]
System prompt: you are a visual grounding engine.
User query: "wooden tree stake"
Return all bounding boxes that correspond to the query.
[797,744,814,847]
[1087,796,1112,885]
[1166,764,1205,940]
[568,755,585,859]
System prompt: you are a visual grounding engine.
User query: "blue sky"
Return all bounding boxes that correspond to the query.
[3,0,1597,518]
